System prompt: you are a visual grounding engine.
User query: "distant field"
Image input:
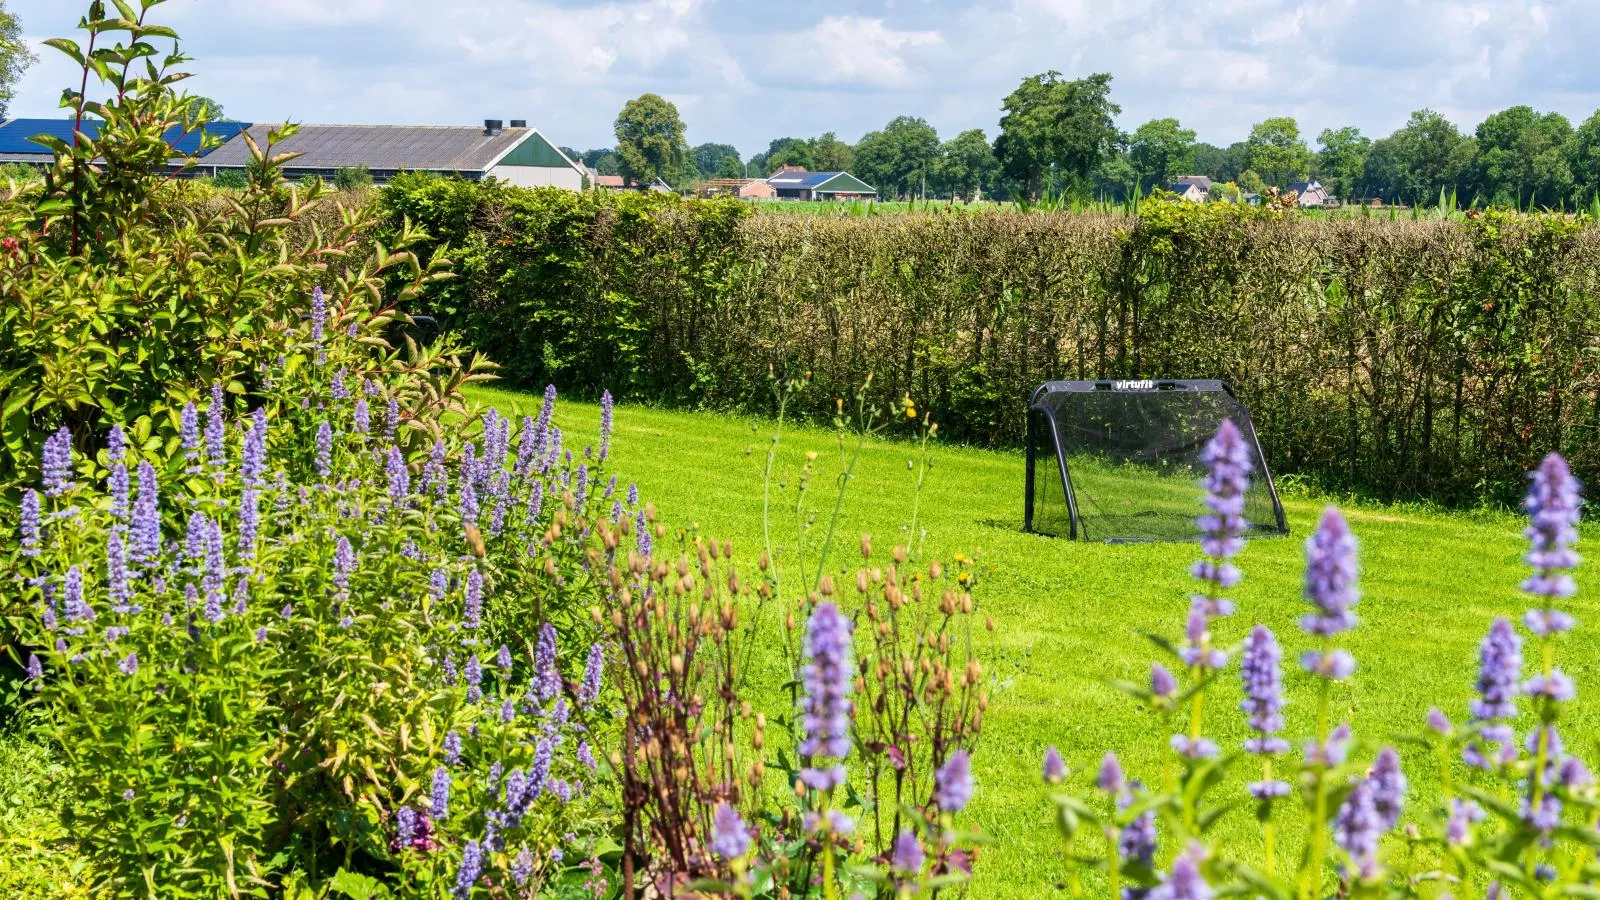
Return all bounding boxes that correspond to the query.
[469,384,1600,897]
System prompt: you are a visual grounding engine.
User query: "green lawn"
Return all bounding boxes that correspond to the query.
[475,384,1598,896]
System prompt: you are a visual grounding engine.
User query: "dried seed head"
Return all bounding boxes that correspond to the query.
[962,594,973,614]
[860,534,873,558]
[929,560,943,580]
[985,615,995,631]
[819,575,835,596]
[893,545,907,564]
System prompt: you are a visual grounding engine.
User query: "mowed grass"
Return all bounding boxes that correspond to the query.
[470,384,1600,897]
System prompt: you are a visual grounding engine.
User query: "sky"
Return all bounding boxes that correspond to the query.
[7,0,1598,159]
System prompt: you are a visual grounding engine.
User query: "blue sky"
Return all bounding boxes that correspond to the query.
[8,0,1598,158]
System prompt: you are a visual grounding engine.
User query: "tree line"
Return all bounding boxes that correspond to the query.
[566,80,1600,207]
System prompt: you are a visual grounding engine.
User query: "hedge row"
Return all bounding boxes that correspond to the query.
[379,177,1600,505]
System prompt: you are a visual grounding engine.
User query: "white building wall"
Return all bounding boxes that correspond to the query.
[487,165,585,191]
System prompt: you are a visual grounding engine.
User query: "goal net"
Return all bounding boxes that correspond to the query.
[1025,379,1288,542]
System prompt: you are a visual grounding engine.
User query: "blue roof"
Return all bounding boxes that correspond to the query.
[798,171,844,188]
[0,118,252,157]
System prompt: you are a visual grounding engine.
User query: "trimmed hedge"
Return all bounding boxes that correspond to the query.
[380,178,1600,505]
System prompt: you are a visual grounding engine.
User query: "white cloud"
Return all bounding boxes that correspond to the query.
[765,16,943,89]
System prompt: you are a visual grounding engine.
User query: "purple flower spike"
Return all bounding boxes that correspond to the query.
[180,403,201,472]
[431,765,451,819]
[1096,752,1125,794]
[1522,453,1581,605]
[26,654,43,683]
[314,421,333,479]
[710,802,752,859]
[1333,779,1383,878]
[598,389,614,462]
[1197,419,1252,559]
[1426,708,1452,735]
[1151,843,1212,900]
[1369,747,1406,829]
[118,651,138,676]
[532,623,559,701]
[1151,663,1177,699]
[204,385,226,477]
[62,566,92,623]
[130,462,160,569]
[1301,507,1359,637]
[1446,798,1483,846]
[934,749,973,812]
[1471,618,1523,722]
[106,533,132,613]
[241,407,267,488]
[353,399,370,434]
[20,490,40,558]
[1170,735,1219,760]
[1523,669,1576,702]
[891,829,924,877]
[1042,746,1067,783]
[1240,625,1286,752]
[310,286,327,343]
[798,602,854,791]
[41,427,74,497]
[453,839,482,900]
[463,570,482,629]
[443,731,461,765]
[385,447,410,506]
[578,643,604,708]
[1300,648,1356,681]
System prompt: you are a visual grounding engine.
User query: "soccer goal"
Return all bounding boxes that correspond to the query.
[1025,379,1288,542]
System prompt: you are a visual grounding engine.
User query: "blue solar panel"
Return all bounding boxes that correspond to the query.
[0,118,251,157]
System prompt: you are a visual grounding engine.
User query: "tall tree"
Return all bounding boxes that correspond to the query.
[1572,110,1600,204]
[1474,106,1575,208]
[1245,117,1312,187]
[1361,109,1475,205]
[1190,141,1246,182]
[691,142,740,178]
[1314,126,1370,200]
[1128,117,1196,189]
[184,95,229,122]
[994,71,1120,199]
[933,128,999,199]
[613,93,687,186]
[811,132,854,172]
[0,3,33,119]
[715,155,744,179]
[854,117,940,199]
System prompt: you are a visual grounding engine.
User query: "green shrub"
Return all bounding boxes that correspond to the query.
[384,182,1600,505]
[211,168,248,190]
[335,165,374,192]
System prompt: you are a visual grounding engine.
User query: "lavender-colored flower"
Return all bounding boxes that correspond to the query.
[180,402,201,472]
[332,368,349,402]
[1149,843,1211,900]
[935,749,974,812]
[1240,625,1286,752]
[1096,752,1125,794]
[1306,723,1353,768]
[442,731,462,765]
[1333,778,1383,877]
[422,440,448,498]
[107,423,125,463]
[453,839,482,900]
[383,395,400,441]
[62,566,92,623]
[241,408,267,488]
[26,654,42,683]
[108,449,129,527]
[1557,755,1592,789]
[118,651,138,676]
[578,643,603,707]
[395,806,419,846]
[598,389,614,462]
[280,604,293,619]
[1524,669,1576,702]
[1471,618,1523,722]
[889,829,924,877]
[532,622,559,702]
[238,489,260,562]
[1170,735,1219,760]
[106,533,132,613]
[1426,708,1452,735]
[384,447,410,507]
[574,462,589,510]
[1178,603,1227,671]
[353,399,370,434]
[463,570,482,630]
[500,698,516,722]
[204,386,227,477]
[332,537,354,597]
[1043,746,1067,783]
[315,421,333,479]
[1523,793,1561,833]
[1522,453,1581,607]
[310,286,327,343]
[1248,779,1292,799]
[635,508,652,558]
[1119,787,1157,870]
[1301,506,1359,636]
[627,482,639,506]
[578,741,596,770]
[432,766,451,819]
[456,475,479,527]
[1446,798,1484,846]
[20,490,40,557]
[130,463,160,569]
[41,427,74,497]
[711,802,752,859]
[1196,419,1251,565]
[255,626,267,642]
[511,847,534,886]
[1301,648,1356,681]
[465,655,483,703]
[1369,747,1406,829]
[798,602,854,790]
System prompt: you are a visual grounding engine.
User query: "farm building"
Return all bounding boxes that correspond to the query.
[595,174,673,193]
[197,120,588,188]
[1164,182,1207,202]
[1287,180,1335,207]
[765,167,877,201]
[695,178,775,200]
[0,117,251,169]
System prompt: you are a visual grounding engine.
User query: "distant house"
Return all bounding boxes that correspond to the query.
[1287,180,1334,207]
[1173,175,1213,194]
[1165,182,1207,203]
[196,119,588,188]
[765,167,877,201]
[595,174,672,193]
[696,178,775,200]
